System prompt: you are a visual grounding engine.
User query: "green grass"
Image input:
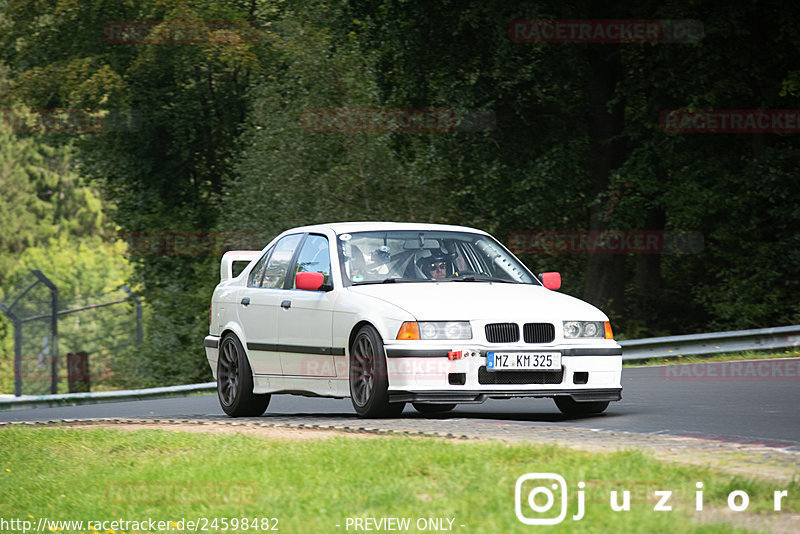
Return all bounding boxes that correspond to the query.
[624,349,800,367]
[1,427,797,533]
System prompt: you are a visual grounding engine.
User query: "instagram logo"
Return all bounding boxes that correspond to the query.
[515,473,569,525]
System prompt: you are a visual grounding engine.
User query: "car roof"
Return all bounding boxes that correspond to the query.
[287,221,491,236]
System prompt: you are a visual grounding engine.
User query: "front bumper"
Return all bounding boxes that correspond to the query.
[389,388,622,404]
[383,343,622,404]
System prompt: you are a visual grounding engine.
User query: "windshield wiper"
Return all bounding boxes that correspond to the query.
[451,276,519,283]
[352,278,418,285]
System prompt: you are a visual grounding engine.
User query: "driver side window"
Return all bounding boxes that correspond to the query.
[258,234,303,289]
[292,234,331,288]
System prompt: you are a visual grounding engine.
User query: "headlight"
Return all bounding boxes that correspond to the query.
[396,321,472,340]
[563,321,607,339]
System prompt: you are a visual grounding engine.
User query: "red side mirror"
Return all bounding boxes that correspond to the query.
[541,271,561,290]
[296,271,324,291]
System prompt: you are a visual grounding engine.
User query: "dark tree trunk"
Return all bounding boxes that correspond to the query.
[582,46,628,321]
[634,207,666,299]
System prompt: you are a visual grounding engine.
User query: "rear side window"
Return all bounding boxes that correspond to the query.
[247,248,272,287]
[292,234,331,288]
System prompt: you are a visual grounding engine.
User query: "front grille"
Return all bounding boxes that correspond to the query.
[478,366,564,385]
[523,323,555,343]
[485,323,520,343]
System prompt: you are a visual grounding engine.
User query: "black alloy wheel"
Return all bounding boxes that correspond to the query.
[349,325,403,417]
[217,334,270,417]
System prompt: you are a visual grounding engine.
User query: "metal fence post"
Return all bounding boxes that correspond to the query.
[3,271,142,396]
[121,285,143,345]
[14,317,22,397]
[32,270,58,395]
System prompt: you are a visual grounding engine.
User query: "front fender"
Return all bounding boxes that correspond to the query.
[332,289,416,354]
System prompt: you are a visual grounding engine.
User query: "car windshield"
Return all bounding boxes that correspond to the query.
[337,230,538,285]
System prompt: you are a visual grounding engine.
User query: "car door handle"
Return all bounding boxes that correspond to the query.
[280,300,291,309]
[241,297,250,306]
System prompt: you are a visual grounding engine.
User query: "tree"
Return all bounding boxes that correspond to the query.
[0,116,107,285]
[220,0,458,241]
[344,0,800,334]
[1,0,283,385]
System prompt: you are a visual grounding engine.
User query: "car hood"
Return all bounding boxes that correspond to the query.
[347,282,608,322]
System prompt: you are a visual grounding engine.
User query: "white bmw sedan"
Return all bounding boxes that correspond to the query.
[204,222,622,418]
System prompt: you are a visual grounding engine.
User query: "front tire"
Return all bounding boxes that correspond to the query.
[349,325,395,418]
[554,397,609,417]
[217,334,270,417]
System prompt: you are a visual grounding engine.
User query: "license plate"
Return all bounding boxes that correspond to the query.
[486,352,561,371]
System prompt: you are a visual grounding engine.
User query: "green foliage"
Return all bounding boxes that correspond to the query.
[344,0,800,334]
[221,1,457,241]
[1,1,287,385]
[0,235,134,394]
[0,100,123,393]
[0,121,107,284]
[3,234,129,301]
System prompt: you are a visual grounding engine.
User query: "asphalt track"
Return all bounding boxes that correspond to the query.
[2,359,799,450]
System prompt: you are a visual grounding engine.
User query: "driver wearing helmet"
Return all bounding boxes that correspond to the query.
[420,251,450,280]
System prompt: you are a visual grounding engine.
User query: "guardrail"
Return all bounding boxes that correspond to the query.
[0,382,215,411]
[619,324,800,361]
[2,325,799,409]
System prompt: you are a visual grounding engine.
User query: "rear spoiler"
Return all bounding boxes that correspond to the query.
[220,250,261,281]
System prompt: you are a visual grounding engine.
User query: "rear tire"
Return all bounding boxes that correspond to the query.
[217,334,270,417]
[554,397,609,416]
[412,403,456,414]
[349,325,395,418]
